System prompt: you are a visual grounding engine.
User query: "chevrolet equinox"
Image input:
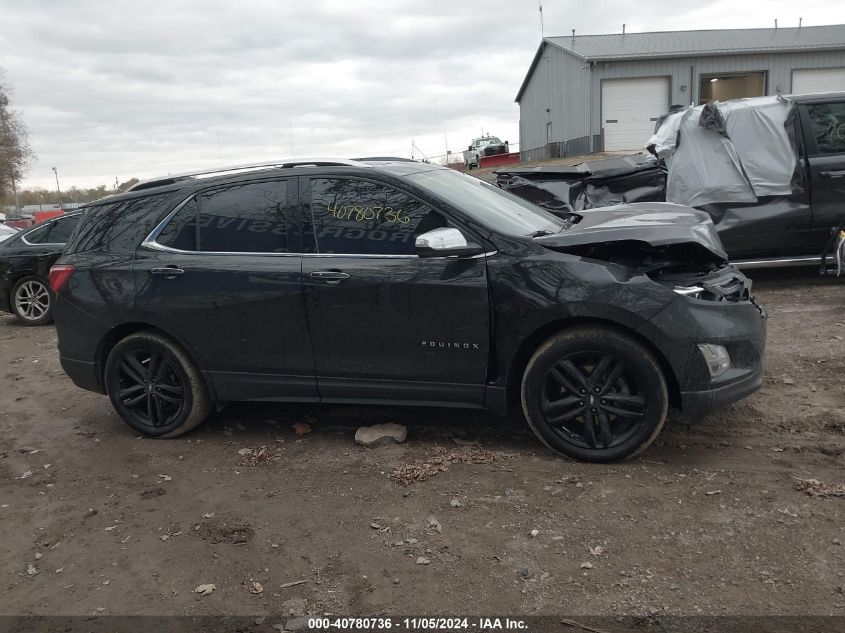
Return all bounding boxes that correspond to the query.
[51,158,766,462]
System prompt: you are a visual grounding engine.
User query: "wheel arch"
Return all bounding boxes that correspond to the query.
[504,317,681,413]
[95,321,215,399]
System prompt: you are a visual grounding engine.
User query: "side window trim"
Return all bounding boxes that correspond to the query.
[142,179,302,256]
[302,174,477,258]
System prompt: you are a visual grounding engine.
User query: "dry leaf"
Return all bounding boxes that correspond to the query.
[194,584,216,596]
[795,478,845,498]
[292,422,312,435]
[248,581,263,594]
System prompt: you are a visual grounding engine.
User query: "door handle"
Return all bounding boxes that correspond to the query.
[151,267,184,277]
[309,270,350,283]
[820,170,845,178]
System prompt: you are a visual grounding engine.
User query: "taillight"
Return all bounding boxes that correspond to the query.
[49,265,75,292]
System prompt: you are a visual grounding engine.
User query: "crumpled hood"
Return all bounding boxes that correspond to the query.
[535,202,728,262]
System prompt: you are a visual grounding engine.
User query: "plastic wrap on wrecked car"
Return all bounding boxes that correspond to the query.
[649,95,800,206]
[664,106,758,207]
[648,108,686,157]
[717,97,799,197]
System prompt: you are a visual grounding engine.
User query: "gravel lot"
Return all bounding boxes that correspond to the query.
[0,269,843,619]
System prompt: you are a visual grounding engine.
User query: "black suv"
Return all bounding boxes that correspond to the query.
[52,159,766,462]
[0,212,81,325]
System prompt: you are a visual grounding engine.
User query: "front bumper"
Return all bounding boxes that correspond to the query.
[637,293,767,421]
[679,359,763,421]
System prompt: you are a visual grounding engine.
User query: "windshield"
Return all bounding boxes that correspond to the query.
[478,137,502,146]
[406,169,565,237]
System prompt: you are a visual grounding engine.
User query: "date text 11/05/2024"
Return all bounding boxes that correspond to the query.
[306,617,529,630]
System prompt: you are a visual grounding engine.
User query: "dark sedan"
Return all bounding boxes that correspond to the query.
[0,212,81,325]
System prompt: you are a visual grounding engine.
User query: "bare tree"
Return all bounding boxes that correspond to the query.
[0,70,35,212]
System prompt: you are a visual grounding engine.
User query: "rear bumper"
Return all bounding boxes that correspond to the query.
[60,356,104,394]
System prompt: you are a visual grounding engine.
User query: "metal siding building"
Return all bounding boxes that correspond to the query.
[516,25,845,161]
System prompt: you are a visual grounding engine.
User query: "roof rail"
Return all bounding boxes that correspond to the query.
[126,158,369,192]
[353,156,418,163]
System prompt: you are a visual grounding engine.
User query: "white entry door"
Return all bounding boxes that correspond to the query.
[602,77,670,151]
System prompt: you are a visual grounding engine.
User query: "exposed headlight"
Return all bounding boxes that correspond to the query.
[674,285,704,299]
[698,343,731,379]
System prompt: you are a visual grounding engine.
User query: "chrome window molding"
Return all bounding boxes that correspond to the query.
[20,212,83,247]
[303,253,418,259]
[21,235,64,247]
[141,240,300,257]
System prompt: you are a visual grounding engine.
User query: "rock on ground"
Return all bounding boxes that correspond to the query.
[354,423,407,447]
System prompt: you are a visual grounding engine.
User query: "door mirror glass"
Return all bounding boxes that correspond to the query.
[415,227,483,258]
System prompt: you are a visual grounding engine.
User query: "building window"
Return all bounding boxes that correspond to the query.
[699,72,766,104]
[546,121,553,144]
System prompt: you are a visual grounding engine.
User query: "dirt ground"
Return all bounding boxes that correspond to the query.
[0,269,843,620]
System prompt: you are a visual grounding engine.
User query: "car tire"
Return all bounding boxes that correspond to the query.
[104,331,213,438]
[10,276,54,326]
[521,326,668,462]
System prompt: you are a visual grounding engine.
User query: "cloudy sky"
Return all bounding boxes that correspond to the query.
[3,0,845,190]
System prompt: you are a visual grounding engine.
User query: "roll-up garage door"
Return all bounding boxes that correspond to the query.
[792,68,845,95]
[602,77,670,151]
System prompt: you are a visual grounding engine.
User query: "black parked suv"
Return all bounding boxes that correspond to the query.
[52,159,766,462]
[0,212,81,325]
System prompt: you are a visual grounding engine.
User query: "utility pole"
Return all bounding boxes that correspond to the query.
[539,1,544,38]
[51,166,62,208]
[10,170,21,216]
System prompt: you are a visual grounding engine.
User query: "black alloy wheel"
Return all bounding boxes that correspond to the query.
[521,327,668,462]
[104,331,212,437]
[542,352,644,449]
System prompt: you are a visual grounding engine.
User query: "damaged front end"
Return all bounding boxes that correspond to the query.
[533,202,756,304]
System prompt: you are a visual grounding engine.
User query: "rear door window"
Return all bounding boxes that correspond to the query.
[23,224,51,244]
[306,177,447,255]
[44,215,80,243]
[155,179,291,253]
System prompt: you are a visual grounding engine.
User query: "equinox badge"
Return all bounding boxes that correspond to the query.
[421,341,480,350]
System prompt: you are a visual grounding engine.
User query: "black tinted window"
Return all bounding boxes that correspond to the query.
[197,181,289,252]
[156,200,198,251]
[308,178,446,255]
[44,215,80,243]
[806,103,845,155]
[23,224,50,244]
[66,192,183,255]
[156,180,290,253]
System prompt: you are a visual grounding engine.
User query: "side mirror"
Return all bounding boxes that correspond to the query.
[468,145,473,151]
[505,140,509,145]
[416,228,483,259]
